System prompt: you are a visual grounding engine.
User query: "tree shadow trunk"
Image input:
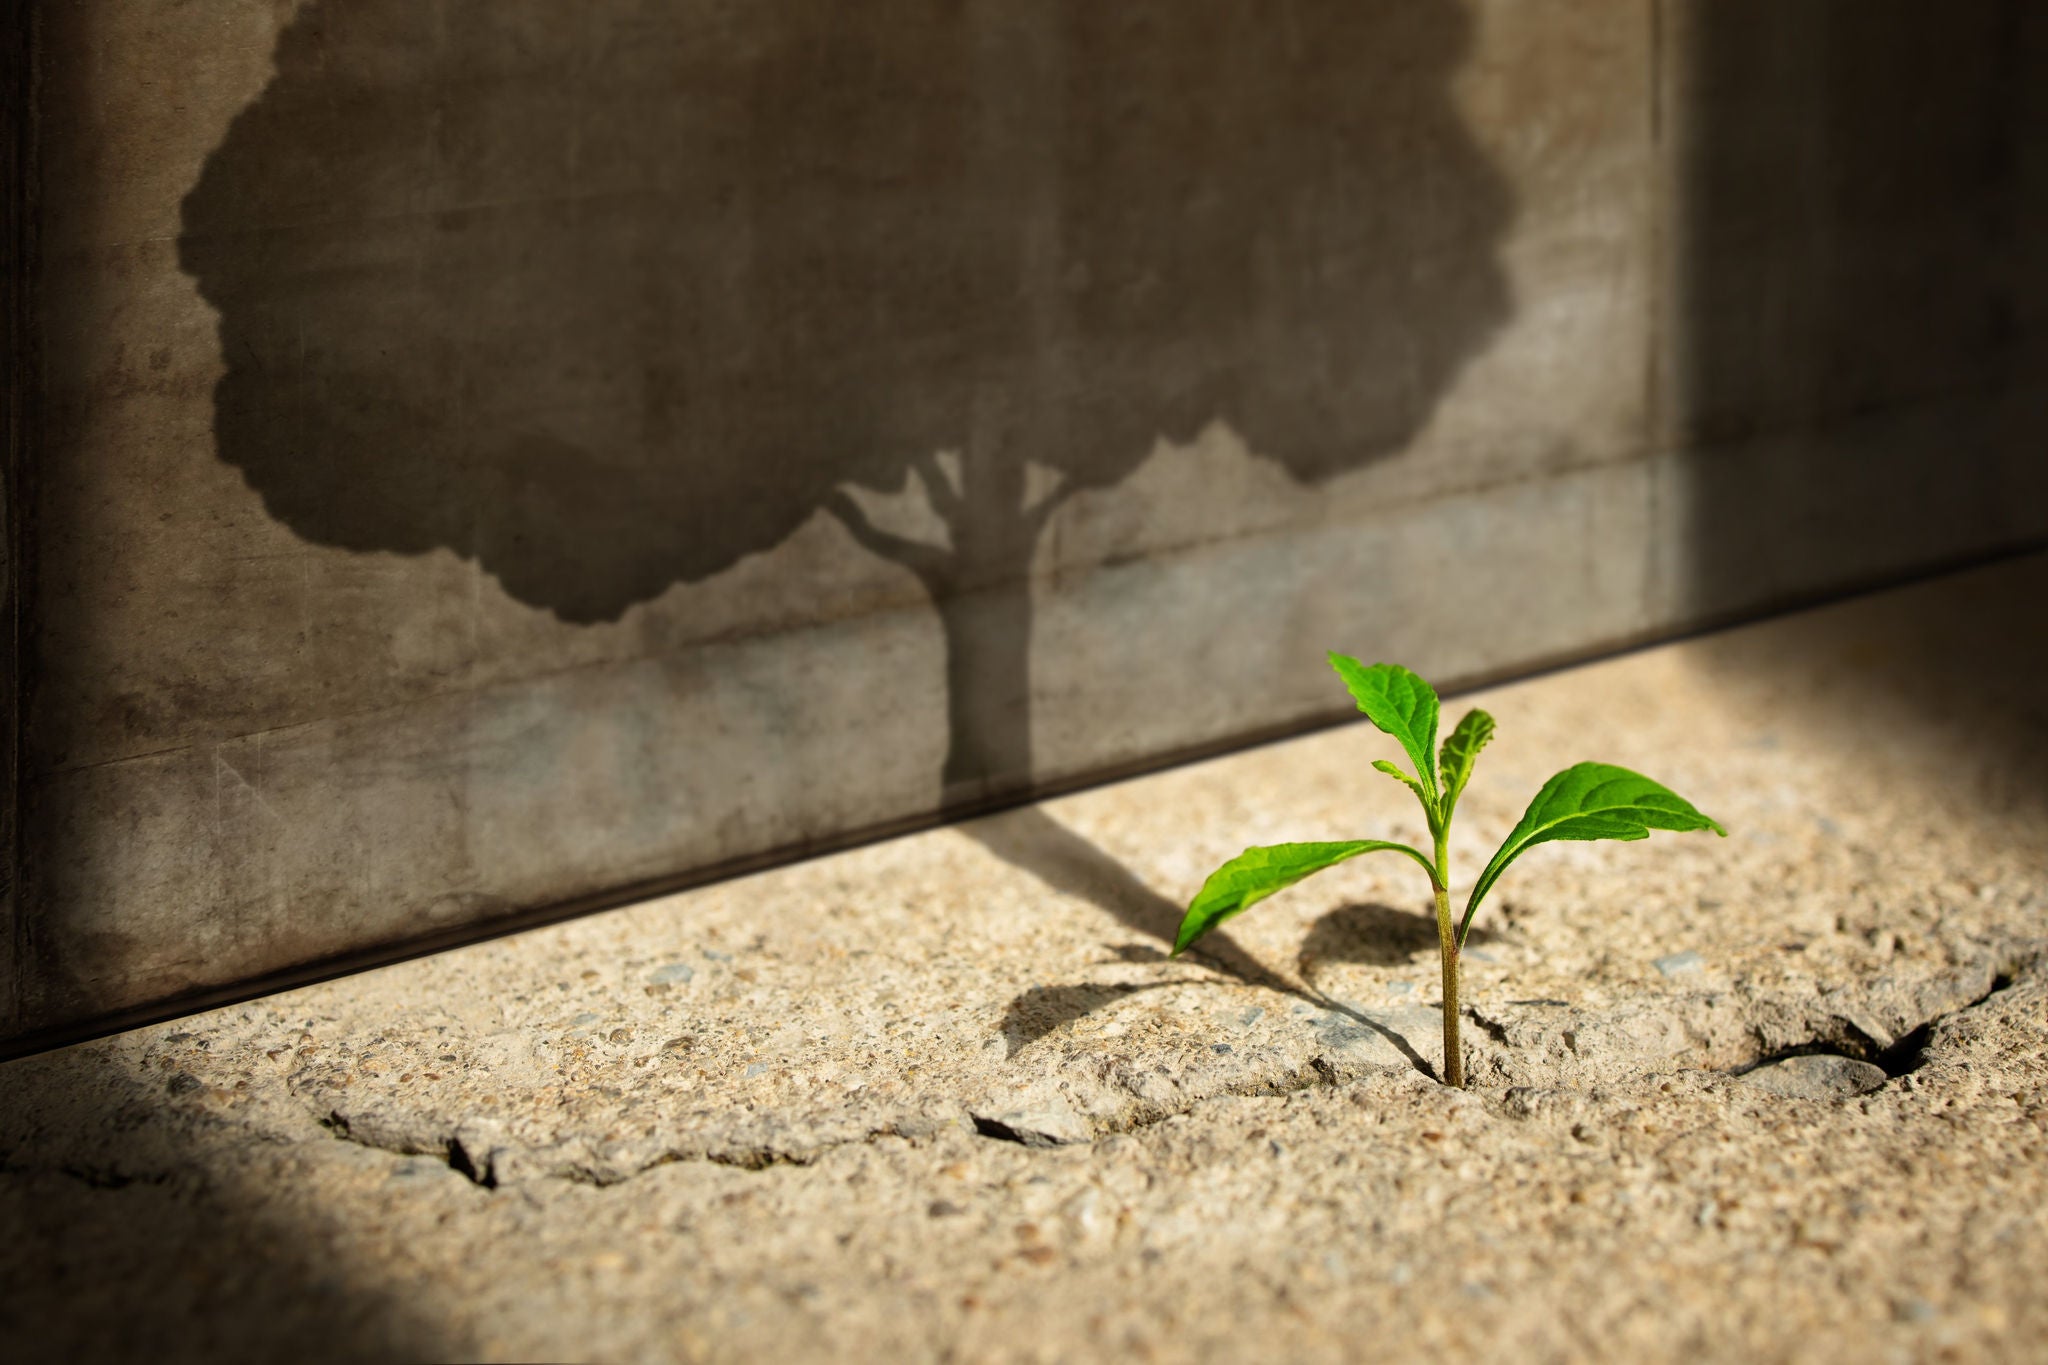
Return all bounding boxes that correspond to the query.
[937,578,1034,805]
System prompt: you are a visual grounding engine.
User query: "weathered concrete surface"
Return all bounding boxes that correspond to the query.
[13,1,2048,1042]
[4,557,2045,1361]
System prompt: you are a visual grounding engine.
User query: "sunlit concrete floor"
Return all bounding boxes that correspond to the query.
[4,553,2046,1363]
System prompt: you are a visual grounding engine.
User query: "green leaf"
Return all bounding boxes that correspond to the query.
[1174,840,1439,956]
[1327,656,1441,805]
[1372,758,1429,803]
[1438,708,1495,814]
[1461,762,1726,940]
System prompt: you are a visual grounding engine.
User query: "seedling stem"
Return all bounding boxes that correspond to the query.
[1431,829,1462,1088]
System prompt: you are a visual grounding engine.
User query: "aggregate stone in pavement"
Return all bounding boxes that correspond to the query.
[3,555,2046,1362]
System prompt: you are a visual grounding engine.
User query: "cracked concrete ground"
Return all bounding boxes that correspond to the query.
[4,553,2047,1362]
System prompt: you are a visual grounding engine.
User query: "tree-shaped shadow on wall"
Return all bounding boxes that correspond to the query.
[181,0,1510,806]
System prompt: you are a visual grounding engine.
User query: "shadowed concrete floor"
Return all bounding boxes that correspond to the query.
[3,554,2045,1362]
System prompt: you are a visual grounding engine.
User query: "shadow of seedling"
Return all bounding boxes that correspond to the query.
[1298,901,1499,976]
[998,981,1174,1057]
[968,807,1302,995]
[976,808,1428,1062]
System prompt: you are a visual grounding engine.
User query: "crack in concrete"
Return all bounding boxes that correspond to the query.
[320,1059,1343,1189]
[0,1160,182,1192]
[315,946,2044,1192]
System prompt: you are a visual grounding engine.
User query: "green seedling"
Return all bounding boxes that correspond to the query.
[1173,657,1724,1088]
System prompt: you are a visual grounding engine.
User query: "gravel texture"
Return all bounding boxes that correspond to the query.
[4,554,2045,1362]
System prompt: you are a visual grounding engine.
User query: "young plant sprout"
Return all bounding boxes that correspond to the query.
[1173,657,1725,1088]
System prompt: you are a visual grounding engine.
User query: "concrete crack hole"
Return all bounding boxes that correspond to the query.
[1730,969,2018,1098]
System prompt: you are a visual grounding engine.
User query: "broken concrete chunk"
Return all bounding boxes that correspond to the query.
[1740,1053,1888,1099]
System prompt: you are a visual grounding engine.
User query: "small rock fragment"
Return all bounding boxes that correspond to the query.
[1654,950,1705,978]
[1740,1053,1888,1099]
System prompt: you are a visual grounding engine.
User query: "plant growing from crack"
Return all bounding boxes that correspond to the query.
[1173,658,1724,1087]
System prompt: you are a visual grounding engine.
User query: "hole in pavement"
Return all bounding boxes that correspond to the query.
[1729,971,2018,1081]
[1731,1028,1930,1081]
[971,1115,1068,1148]
[445,1136,497,1189]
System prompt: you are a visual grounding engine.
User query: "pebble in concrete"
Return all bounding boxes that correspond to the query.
[1739,1052,1891,1099]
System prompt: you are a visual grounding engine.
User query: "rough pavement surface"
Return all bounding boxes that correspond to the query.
[4,555,2046,1362]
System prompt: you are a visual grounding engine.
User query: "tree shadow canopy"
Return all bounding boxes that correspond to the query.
[180,0,1511,800]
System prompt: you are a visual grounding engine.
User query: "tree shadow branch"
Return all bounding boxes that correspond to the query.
[824,488,953,584]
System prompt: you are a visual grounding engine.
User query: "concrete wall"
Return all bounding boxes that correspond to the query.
[9,0,2047,1045]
